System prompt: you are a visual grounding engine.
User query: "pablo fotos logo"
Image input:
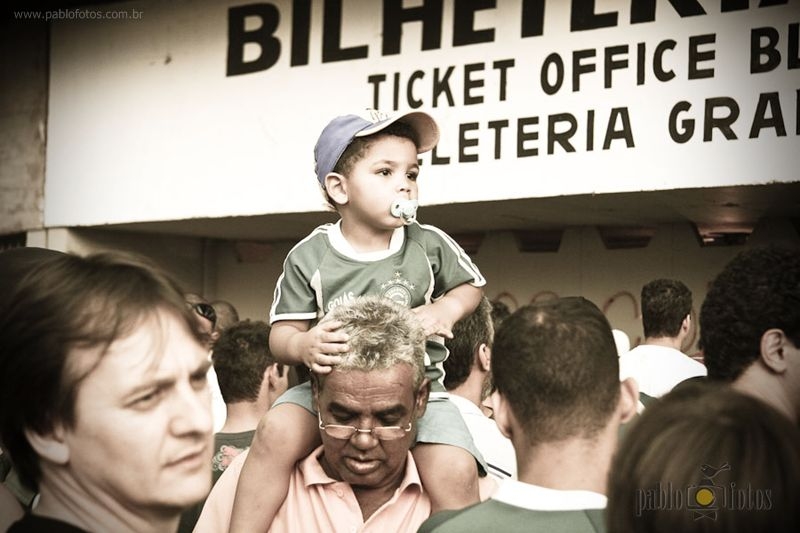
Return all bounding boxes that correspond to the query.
[636,463,773,520]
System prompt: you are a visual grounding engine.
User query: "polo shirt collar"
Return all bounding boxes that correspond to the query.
[493,478,607,511]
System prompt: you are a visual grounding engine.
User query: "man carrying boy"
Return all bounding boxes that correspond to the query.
[230,109,486,531]
[195,296,434,532]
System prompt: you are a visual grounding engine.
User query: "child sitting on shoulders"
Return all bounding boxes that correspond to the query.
[230,109,487,531]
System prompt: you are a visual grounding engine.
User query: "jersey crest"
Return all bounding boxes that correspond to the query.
[380,271,416,308]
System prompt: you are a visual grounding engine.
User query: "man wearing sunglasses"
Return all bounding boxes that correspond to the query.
[185,293,219,348]
[196,295,432,532]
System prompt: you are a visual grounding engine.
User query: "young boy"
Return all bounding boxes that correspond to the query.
[230,110,487,531]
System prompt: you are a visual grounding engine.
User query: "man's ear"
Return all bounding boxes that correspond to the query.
[760,328,789,374]
[491,391,514,440]
[324,173,348,206]
[477,344,491,373]
[264,363,282,390]
[618,377,639,424]
[25,425,70,466]
[681,313,691,334]
[414,379,431,418]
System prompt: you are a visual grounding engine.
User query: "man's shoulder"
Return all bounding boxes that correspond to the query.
[418,500,606,533]
[627,344,705,369]
[445,393,476,413]
[447,395,498,433]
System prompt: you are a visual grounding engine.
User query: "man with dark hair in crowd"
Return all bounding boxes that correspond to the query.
[0,247,66,527]
[0,251,214,532]
[211,299,240,334]
[211,320,290,481]
[184,293,229,435]
[619,279,706,404]
[185,292,219,348]
[700,245,800,424]
[444,297,516,483]
[179,320,291,533]
[420,297,638,532]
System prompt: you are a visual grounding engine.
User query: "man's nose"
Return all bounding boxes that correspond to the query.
[350,429,380,450]
[170,382,213,436]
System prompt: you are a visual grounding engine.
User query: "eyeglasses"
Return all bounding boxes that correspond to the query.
[317,411,413,441]
[193,303,217,329]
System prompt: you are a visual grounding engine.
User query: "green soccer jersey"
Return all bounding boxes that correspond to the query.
[270,220,485,394]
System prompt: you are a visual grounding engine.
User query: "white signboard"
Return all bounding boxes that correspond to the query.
[46,0,800,226]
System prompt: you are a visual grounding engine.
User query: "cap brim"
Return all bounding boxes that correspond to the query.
[354,111,440,154]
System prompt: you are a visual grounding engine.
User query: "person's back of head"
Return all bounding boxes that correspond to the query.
[641,278,692,339]
[607,383,800,533]
[444,296,493,391]
[210,299,240,333]
[0,251,205,490]
[700,245,800,381]
[492,297,623,444]
[490,299,511,330]
[212,320,278,405]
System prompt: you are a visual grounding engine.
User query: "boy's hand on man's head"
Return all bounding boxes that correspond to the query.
[411,305,455,339]
[300,320,348,374]
[411,285,483,340]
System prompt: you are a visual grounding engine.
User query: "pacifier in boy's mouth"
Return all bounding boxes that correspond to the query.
[390,198,418,225]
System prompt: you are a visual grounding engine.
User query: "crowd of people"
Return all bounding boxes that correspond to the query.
[0,108,798,533]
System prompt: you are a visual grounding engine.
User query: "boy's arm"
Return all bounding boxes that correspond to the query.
[270,319,349,374]
[413,283,483,339]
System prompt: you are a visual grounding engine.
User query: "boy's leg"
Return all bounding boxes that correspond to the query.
[412,443,480,513]
[229,402,319,533]
[412,399,487,513]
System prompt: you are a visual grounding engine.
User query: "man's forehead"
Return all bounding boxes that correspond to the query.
[318,366,417,408]
[69,310,205,388]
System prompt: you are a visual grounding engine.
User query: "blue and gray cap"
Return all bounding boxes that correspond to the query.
[314,109,440,185]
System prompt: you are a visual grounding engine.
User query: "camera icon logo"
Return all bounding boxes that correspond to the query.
[687,463,730,520]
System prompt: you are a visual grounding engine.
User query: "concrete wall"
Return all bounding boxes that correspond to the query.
[0,20,47,235]
[28,227,208,295]
[34,216,796,359]
[220,217,797,356]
